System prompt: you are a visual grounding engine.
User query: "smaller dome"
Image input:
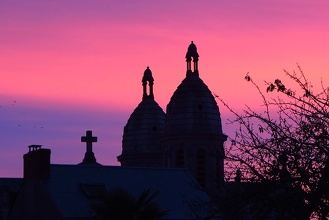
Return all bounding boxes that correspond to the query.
[118,67,165,167]
[118,99,165,167]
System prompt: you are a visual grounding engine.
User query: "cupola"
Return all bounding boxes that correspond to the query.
[185,41,199,76]
[142,66,154,100]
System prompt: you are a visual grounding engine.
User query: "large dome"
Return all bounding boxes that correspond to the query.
[165,73,223,137]
[162,42,226,196]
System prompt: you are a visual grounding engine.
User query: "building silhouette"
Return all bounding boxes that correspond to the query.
[118,41,227,197]
[2,42,299,220]
[6,42,223,220]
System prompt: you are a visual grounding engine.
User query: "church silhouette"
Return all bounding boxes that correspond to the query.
[118,41,227,197]
[2,42,299,220]
[7,41,295,220]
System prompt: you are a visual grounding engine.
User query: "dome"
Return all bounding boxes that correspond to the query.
[118,67,165,167]
[165,73,223,137]
[121,99,165,155]
[163,42,226,196]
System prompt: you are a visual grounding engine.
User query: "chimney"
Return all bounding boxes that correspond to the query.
[23,145,51,180]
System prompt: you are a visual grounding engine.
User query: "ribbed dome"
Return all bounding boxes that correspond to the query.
[121,99,165,155]
[118,66,165,167]
[165,73,223,136]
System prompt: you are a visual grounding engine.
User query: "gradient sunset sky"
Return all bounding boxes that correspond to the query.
[1,0,329,177]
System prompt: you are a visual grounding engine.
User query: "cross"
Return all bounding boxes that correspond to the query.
[81,130,98,164]
[81,130,97,153]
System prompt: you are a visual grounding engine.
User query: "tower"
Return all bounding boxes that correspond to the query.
[117,67,165,167]
[162,42,227,196]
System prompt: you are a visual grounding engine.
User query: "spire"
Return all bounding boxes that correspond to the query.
[185,41,199,76]
[142,66,154,100]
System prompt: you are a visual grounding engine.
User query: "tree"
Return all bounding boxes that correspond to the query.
[91,187,167,220]
[218,66,329,219]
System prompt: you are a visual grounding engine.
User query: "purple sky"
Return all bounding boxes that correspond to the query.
[1,0,329,177]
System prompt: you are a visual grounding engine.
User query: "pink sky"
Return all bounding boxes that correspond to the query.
[1,0,329,177]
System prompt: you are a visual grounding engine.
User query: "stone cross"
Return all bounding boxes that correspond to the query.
[80,130,98,164]
[81,130,97,153]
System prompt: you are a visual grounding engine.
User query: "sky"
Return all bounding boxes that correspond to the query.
[1,0,329,177]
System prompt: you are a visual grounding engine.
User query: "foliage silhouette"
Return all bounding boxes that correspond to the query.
[91,187,167,220]
[218,65,329,219]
